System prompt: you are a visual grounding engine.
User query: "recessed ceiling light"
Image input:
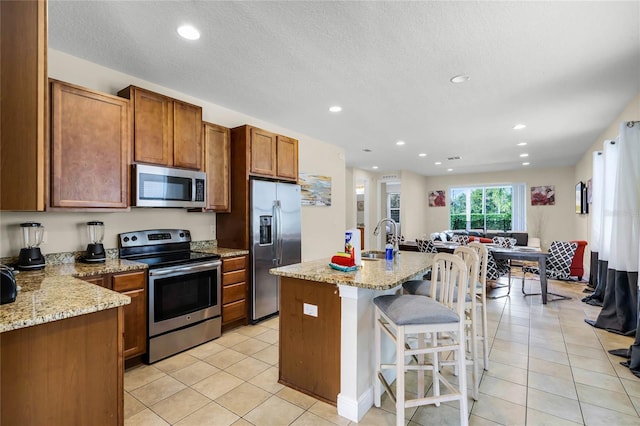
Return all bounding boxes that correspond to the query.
[177,25,200,40]
[520,153,529,157]
[435,161,442,165]
[396,140,405,146]
[450,74,470,84]
[372,166,379,170]
[517,142,527,146]
[329,106,342,113]
[513,123,526,130]
[419,153,427,157]
[522,162,530,166]
[447,168,453,172]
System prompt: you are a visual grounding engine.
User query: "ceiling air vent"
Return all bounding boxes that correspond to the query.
[447,156,462,161]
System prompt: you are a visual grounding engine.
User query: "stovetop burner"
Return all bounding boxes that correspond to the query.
[118,229,220,269]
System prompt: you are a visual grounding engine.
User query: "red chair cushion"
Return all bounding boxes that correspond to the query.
[469,236,493,244]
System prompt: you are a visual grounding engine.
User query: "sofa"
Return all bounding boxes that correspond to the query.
[436,230,529,247]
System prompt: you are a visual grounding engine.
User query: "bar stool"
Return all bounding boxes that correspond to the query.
[374,253,469,426]
[402,247,481,400]
[468,241,489,370]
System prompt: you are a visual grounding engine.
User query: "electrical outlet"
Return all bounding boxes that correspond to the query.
[303,303,318,317]
[210,225,215,236]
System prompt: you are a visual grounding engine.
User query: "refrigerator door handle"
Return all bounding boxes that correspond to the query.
[275,200,283,265]
[272,201,278,265]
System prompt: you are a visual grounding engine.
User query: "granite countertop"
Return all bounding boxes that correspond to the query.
[0,259,146,333]
[270,251,434,290]
[195,247,249,258]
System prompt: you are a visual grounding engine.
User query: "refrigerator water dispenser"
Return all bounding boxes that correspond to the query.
[259,216,272,245]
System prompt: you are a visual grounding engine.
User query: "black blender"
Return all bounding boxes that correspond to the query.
[81,221,106,263]
[17,222,45,270]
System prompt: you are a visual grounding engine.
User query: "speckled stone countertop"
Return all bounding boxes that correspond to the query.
[0,259,146,333]
[270,251,434,290]
[195,247,249,258]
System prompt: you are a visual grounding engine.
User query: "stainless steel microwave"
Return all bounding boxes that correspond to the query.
[132,164,206,208]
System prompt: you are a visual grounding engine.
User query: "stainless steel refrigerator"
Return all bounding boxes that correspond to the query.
[250,179,302,322]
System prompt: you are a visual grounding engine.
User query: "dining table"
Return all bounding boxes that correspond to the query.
[431,242,551,304]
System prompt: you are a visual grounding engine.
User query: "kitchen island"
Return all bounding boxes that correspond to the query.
[270,251,434,422]
[0,259,142,425]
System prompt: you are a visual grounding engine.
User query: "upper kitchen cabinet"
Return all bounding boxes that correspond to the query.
[203,122,231,212]
[276,135,299,180]
[50,80,130,209]
[0,0,47,211]
[118,86,203,170]
[236,125,298,182]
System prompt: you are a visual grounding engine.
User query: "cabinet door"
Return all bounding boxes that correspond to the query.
[203,122,230,211]
[0,0,47,211]
[131,87,173,166]
[173,101,202,170]
[249,127,277,177]
[50,80,129,208]
[276,135,298,181]
[113,271,146,359]
[120,288,146,359]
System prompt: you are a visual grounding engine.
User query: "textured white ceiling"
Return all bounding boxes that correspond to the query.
[48,1,640,176]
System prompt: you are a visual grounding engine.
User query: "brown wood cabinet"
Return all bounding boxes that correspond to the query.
[118,85,203,170]
[50,80,130,209]
[1,307,124,424]
[82,270,147,359]
[221,255,248,330]
[203,122,231,211]
[240,125,299,181]
[279,277,341,404]
[0,0,47,211]
[216,125,299,249]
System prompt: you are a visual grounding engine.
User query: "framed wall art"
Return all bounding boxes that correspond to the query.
[530,185,555,206]
[429,190,446,207]
[299,173,332,206]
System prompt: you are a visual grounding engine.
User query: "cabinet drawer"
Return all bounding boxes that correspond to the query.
[222,256,246,272]
[223,269,246,286]
[112,271,146,292]
[223,300,246,323]
[223,282,246,304]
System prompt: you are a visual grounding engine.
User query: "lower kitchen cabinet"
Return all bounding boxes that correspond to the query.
[222,255,248,329]
[279,277,341,404]
[82,270,147,359]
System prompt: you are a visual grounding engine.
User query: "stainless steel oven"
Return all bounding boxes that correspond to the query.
[119,229,222,363]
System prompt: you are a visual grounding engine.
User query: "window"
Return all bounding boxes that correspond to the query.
[449,184,526,231]
[388,192,400,223]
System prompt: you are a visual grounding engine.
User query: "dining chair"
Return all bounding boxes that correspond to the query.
[452,234,470,245]
[468,241,489,370]
[374,253,469,426]
[521,240,577,301]
[416,238,438,253]
[402,246,481,400]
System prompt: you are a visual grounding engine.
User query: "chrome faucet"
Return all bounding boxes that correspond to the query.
[373,218,399,254]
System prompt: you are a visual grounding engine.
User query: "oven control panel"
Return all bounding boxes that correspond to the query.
[118,229,191,248]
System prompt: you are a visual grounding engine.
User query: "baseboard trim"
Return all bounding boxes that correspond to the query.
[337,386,374,423]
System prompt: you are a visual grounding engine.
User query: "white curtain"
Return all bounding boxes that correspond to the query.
[591,122,640,335]
[590,151,604,252]
[599,139,619,262]
[609,123,640,273]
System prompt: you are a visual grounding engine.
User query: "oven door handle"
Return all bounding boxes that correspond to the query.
[149,261,221,277]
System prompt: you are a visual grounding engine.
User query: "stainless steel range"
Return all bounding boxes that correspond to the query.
[119,229,221,363]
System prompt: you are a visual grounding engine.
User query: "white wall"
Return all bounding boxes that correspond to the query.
[399,170,430,240]
[0,50,345,260]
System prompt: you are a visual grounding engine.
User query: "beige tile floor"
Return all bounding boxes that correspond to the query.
[124,274,640,425]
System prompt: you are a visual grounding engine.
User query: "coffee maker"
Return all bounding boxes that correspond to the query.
[17,222,45,270]
[81,221,106,263]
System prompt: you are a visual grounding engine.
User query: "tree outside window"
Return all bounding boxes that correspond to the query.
[449,186,512,231]
[388,193,400,223]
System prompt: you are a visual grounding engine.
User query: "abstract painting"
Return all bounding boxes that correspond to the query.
[530,185,555,206]
[299,173,332,206]
[429,190,446,207]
